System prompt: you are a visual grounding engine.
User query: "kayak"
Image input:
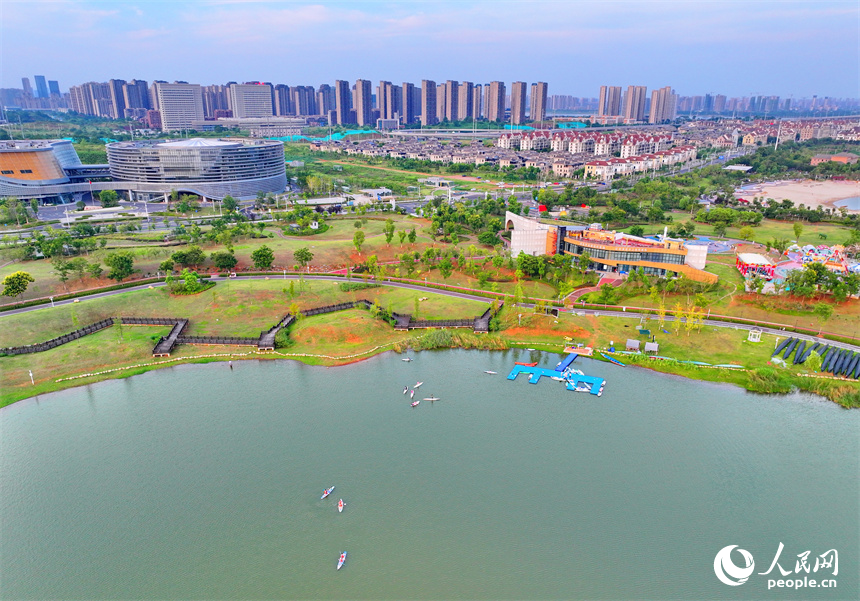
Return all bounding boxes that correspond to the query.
[402,357,412,362]
[410,390,415,399]
[423,396,440,401]
[514,362,538,367]
[484,370,497,374]
[337,551,347,570]
[403,386,408,394]
[414,381,424,388]
[321,486,335,500]
[338,499,344,513]
[411,400,420,407]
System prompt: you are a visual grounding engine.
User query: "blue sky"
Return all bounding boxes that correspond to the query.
[2,0,857,98]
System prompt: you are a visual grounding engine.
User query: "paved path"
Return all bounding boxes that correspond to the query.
[4,274,860,354]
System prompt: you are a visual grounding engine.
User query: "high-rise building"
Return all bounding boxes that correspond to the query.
[108,79,127,119]
[458,81,473,121]
[529,81,548,122]
[69,82,113,117]
[486,81,506,122]
[21,78,32,98]
[444,80,459,121]
[273,84,292,116]
[385,84,401,121]
[48,80,61,96]
[648,86,677,123]
[229,83,274,118]
[510,81,527,124]
[154,82,204,131]
[622,85,647,122]
[402,82,415,124]
[201,85,229,118]
[317,84,335,116]
[334,80,352,125]
[421,80,437,126]
[473,85,483,120]
[377,81,391,119]
[436,83,447,122]
[598,86,622,117]
[713,94,727,113]
[34,76,49,99]
[123,80,150,112]
[354,79,372,126]
[291,86,316,116]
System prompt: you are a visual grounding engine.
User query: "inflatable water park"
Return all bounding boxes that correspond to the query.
[507,353,606,396]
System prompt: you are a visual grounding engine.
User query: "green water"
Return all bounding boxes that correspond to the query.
[1,350,857,600]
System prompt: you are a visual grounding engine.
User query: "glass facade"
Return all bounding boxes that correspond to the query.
[563,241,686,265]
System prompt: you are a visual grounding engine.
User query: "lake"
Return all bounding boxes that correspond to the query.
[834,196,860,211]
[1,350,857,600]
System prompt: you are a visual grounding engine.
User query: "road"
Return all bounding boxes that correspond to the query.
[4,274,860,354]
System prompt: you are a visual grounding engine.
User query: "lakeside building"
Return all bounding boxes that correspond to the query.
[504,212,715,283]
[0,139,107,202]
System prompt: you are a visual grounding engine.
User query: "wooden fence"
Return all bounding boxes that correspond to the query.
[0,318,115,356]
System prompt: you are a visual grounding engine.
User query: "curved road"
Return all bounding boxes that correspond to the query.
[4,274,860,354]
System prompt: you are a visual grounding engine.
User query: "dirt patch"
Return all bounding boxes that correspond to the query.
[504,325,589,339]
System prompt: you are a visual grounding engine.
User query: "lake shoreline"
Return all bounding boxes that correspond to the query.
[5,340,858,411]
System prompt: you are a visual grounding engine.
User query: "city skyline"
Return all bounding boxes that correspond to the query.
[2,1,857,98]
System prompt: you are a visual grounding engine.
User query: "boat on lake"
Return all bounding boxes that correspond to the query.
[337,551,347,570]
[515,362,538,367]
[338,499,344,513]
[321,486,335,500]
[414,381,424,388]
[403,386,408,394]
[423,396,440,402]
[484,370,497,375]
[410,389,415,399]
[600,353,625,367]
[402,357,413,362]
[411,400,420,407]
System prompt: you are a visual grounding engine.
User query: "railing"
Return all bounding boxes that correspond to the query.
[177,336,259,346]
[0,318,115,356]
[120,316,186,326]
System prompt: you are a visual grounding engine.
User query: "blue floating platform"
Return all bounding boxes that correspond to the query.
[506,354,606,396]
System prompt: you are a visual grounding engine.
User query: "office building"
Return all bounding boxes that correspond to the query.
[354,79,372,126]
[48,80,61,96]
[649,86,677,123]
[34,76,49,99]
[458,81,473,121]
[598,86,622,117]
[21,78,32,98]
[510,81,527,124]
[421,80,437,126]
[229,83,273,118]
[334,79,352,125]
[154,82,204,131]
[486,81,506,122]
[622,85,647,122]
[402,82,415,124]
[530,81,548,122]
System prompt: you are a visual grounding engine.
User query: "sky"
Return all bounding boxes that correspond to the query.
[2,0,858,98]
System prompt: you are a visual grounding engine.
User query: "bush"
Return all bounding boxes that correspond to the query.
[338,282,380,292]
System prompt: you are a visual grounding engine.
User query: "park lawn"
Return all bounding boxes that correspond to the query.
[0,280,489,347]
[667,214,853,246]
[285,309,410,359]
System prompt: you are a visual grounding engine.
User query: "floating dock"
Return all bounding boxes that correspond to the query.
[506,354,606,396]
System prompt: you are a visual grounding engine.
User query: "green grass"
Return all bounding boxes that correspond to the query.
[667,213,853,245]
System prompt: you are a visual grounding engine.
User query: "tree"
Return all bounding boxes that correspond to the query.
[353,230,365,253]
[577,251,592,278]
[99,189,119,208]
[252,245,276,270]
[383,219,396,245]
[398,230,407,246]
[52,257,73,289]
[76,200,85,211]
[408,228,417,244]
[159,259,175,273]
[793,221,804,241]
[172,245,206,267]
[104,250,135,281]
[293,247,314,268]
[354,220,362,229]
[713,222,728,238]
[805,349,823,373]
[738,226,754,241]
[211,250,237,271]
[439,257,454,279]
[2,271,34,298]
[813,302,834,332]
[222,195,239,213]
[69,256,88,280]
[88,262,103,279]
[628,225,644,238]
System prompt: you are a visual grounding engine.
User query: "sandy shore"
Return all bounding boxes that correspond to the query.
[736,179,860,212]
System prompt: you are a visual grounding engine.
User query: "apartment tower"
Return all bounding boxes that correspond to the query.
[334,80,352,125]
[486,81,506,122]
[421,80,437,126]
[402,82,415,124]
[623,85,647,122]
[649,86,677,123]
[530,81,548,122]
[354,79,372,126]
[598,85,622,117]
[510,81,527,124]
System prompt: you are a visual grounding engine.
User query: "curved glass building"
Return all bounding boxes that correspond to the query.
[107,138,286,199]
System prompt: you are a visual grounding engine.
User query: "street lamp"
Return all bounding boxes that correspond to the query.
[49,296,54,307]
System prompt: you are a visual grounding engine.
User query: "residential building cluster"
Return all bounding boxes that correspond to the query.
[675,117,860,148]
[596,84,677,124]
